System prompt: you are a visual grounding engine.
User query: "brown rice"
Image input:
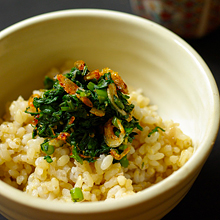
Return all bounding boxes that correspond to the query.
[0,63,193,202]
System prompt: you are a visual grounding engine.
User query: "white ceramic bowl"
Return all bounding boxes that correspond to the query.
[0,9,219,220]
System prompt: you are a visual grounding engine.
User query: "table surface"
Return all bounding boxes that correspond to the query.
[0,1,219,220]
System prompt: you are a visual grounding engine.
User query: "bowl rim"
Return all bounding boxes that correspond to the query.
[0,8,219,214]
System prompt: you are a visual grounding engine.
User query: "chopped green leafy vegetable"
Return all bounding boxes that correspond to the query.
[44,76,55,89]
[148,126,165,137]
[25,60,142,166]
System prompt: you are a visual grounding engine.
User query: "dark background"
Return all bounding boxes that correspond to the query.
[0,1,219,220]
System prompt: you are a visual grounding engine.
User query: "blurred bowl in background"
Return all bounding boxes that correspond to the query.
[130,0,220,38]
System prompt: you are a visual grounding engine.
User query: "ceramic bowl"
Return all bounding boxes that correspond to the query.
[0,9,219,220]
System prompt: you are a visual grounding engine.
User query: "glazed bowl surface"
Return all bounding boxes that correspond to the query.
[0,9,219,220]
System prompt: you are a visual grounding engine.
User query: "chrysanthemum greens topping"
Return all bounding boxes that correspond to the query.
[25,60,142,167]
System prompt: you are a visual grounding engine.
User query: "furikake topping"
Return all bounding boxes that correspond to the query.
[25,60,142,167]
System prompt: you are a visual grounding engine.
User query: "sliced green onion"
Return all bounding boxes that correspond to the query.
[120,156,129,168]
[119,144,127,150]
[82,65,88,76]
[70,187,84,202]
[112,116,121,129]
[96,89,107,103]
[61,106,71,111]
[41,142,55,155]
[95,78,108,88]
[124,127,133,135]
[107,84,127,116]
[114,130,120,137]
[67,100,75,110]
[87,82,96,91]
[113,95,124,109]
[44,155,53,163]
[148,126,165,137]
[77,90,86,97]
[38,126,46,136]
[70,145,83,164]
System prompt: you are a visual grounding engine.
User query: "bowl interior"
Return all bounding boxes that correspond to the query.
[0,9,219,218]
[1,10,217,146]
